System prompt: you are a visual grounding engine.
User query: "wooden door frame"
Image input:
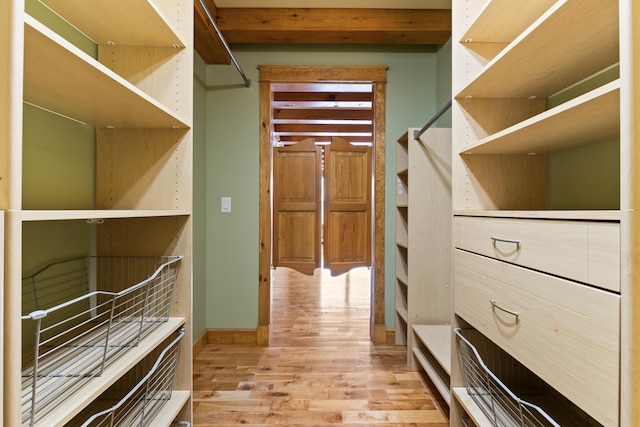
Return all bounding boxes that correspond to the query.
[258,65,388,345]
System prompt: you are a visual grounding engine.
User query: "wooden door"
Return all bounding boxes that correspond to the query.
[324,137,372,276]
[273,138,322,275]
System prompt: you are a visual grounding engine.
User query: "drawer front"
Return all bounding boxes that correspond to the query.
[454,250,620,426]
[454,216,620,292]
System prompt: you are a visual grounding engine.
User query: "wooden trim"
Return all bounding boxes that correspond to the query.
[258,65,387,345]
[206,329,259,345]
[259,65,388,83]
[193,331,207,358]
[258,79,272,344]
[386,327,396,345]
[372,80,386,344]
[256,325,270,346]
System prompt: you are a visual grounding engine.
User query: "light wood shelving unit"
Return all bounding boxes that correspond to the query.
[395,133,409,345]
[0,211,3,423]
[451,0,630,426]
[412,324,451,405]
[3,0,193,426]
[395,128,452,407]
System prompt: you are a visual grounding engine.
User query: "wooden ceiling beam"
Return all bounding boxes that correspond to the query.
[271,83,373,92]
[273,92,373,102]
[272,100,372,109]
[273,119,372,125]
[194,0,232,64]
[274,123,372,133]
[278,135,372,143]
[273,109,373,120]
[215,8,451,45]
[276,131,372,138]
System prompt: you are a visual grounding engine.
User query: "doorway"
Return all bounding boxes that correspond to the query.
[258,65,388,345]
[273,137,372,276]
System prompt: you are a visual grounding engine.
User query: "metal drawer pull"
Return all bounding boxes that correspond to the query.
[491,236,520,248]
[490,299,519,323]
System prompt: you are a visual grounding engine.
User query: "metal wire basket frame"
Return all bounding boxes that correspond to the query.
[454,328,560,427]
[21,255,183,427]
[79,327,185,427]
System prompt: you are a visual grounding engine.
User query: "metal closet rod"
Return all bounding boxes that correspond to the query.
[414,99,452,139]
[198,0,251,88]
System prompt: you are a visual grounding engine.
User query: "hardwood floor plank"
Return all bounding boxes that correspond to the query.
[194,267,449,425]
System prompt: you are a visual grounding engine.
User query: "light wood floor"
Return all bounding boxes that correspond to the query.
[193,267,449,426]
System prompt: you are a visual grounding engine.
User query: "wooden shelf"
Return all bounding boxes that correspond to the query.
[24,15,189,129]
[453,210,621,221]
[396,274,408,288]
[456,0,619,99]
[396,240,408,249]
[396,205,408,248]
[20,210,190,221]
[412,325,451,406]
[413,325,451,374]
[396,131,409,173]
[461,80,620,155]
[452,387,492,427]
[147,390,190,427]
[40,0,186,47]
[412,348,451,406]
[396,306,408,324]
[396,269,408,286]
[461,0,556,43]
[35,318,185,427]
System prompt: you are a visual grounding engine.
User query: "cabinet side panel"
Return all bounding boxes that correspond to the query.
[620,0,640,425]
[457,98,546,144]
[153,0,193,48]
[1,0,23,210]
[2,1,24,425]
[96,216,192,391]
[98,46,193,124]
[408,129,452,325]
[0,212,4,423]
[96,128,192,211]
[457,153,546,210]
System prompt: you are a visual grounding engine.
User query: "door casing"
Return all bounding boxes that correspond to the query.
[258,65,388,345]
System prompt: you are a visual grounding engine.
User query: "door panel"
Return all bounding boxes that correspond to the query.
[324,137,372,275]
[273,139,321,275]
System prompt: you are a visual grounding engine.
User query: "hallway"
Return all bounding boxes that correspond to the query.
[193,267,448,426]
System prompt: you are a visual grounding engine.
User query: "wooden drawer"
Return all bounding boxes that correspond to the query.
[453,216,620,292]
[454,249,620,426]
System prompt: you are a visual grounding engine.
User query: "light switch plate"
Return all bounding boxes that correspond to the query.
[221,196,231,213]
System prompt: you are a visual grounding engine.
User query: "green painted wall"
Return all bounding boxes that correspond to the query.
[203,45,445,329]
[22,104,95,210]
[546,139,620,210]
[193,53,208,341]
[26,0,96,57]
[435,39,452,128]
[21,2,98,297]
[546,65,620,209]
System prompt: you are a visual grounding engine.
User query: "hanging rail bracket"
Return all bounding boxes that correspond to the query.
[197,0,251,88]
[414,99,452,139]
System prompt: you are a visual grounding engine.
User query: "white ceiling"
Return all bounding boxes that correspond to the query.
[215,0,451,9]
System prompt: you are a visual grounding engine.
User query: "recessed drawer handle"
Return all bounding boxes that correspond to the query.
[490,236,520,248]
[490,299,519,323]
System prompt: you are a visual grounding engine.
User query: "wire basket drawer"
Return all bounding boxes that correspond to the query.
[78,327,185,427]
[455,328,560,427]
[21,255,183,426]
